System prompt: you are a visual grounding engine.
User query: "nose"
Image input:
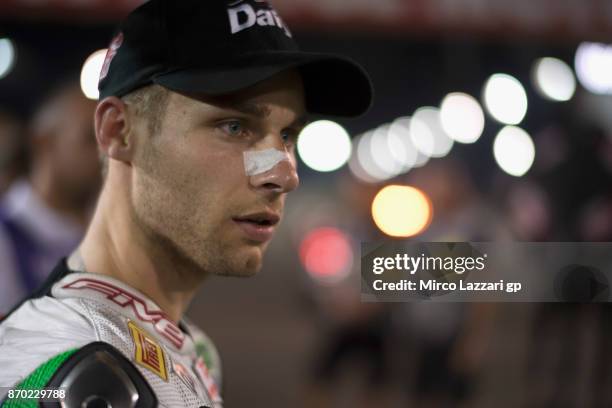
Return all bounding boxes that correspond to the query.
[249,153,299,194]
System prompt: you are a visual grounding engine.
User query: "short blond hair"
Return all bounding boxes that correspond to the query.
[100,84,170,177]
[122,84,170,136]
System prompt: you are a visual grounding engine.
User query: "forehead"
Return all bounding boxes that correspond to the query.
[167,70,306,117]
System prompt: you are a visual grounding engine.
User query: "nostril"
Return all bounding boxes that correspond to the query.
[263,182,281,190]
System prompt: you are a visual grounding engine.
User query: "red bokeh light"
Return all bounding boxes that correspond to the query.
[299,227,353,282]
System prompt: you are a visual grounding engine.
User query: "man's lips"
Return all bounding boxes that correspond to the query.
[232,211,280,242]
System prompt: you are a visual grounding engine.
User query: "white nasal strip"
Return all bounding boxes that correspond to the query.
[243,148,290,176]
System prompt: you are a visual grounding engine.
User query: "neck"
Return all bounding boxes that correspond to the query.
[71,179,204,323]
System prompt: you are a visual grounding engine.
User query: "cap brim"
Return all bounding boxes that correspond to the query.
[152,51,373,117]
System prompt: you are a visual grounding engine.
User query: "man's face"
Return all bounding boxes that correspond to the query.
[130,71,305,277]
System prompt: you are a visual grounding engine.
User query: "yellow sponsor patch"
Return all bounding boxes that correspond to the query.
[128,320,168,381]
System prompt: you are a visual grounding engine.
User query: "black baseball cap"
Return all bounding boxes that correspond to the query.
[98,0,373,117]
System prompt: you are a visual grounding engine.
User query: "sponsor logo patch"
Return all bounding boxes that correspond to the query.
[128,321,168,381]
[62,277,185,349]
[195,357,222,403]
[173,362,198,395]
[99,32,123,82]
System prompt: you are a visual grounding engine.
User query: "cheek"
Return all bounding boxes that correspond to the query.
[144,139,247,216]
[183,144,246,195]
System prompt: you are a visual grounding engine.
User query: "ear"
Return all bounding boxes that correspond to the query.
[94,96,133,164]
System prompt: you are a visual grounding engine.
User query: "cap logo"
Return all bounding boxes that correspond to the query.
[228,1,292,37]
[99,32,124,82]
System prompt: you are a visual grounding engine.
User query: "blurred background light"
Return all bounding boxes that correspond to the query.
[387,116,419,171]
[80,48,107,100]
[412,150,430,168]
[349,120,427,183]
[410,107,453,158]
[347,141,380,184]
[370,122,416,179]
[299,227,353,284]
[371,185,432,237]
[370,124,401,179]
[0,38,16,79]
[297,120,351,172]
[574,42,612,94]
[439,92,485,144]
[356,130,394,181]
[532,57,576,102]
[483,73,528,125]
[409,112,434,157]
[493,126,536,177]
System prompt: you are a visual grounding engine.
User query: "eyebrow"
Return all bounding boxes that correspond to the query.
[224,101,309,128]
[228,102,271,118]
[291,114,310,128]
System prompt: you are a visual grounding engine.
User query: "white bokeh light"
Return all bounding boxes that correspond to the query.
[297,120,351,172]
[532,57,576,102]
[410,107,453,158]
[412,150,430,168]
[349,117,434,183]
[409,113,434,157]
[493,126,535,177]
[574,42,612,95]
[370,124,403,177]
[355,131,392,182]
[348,144,380,184]
[0,38,16,79]
[483,73,528,125]
[387,117,419,171]
[80,49,107,100]
[439,92,485,144]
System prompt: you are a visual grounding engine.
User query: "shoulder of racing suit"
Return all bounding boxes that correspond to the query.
[2,342,157,408]
[0,259,223,408]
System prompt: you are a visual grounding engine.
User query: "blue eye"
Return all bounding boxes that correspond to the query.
[281,129,298,144]
[221,120,246,137]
